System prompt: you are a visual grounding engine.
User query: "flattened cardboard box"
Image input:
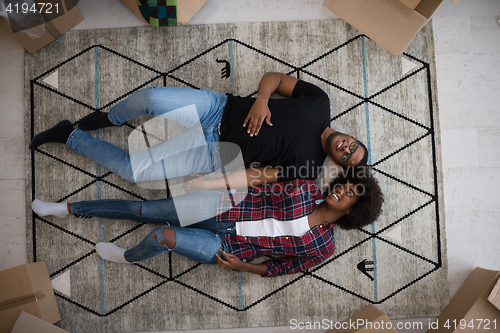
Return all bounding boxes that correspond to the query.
[123,0,207,25]
[11,311,69,333]
[427,267,500,333]
[325,304,398,332]
[323,0,459,57]
[0,0,83,53]
[0,262,60,333]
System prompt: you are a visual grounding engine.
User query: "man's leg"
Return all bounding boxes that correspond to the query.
[80,87,226,130]
[29,120,74,150]
[66,129,137,182]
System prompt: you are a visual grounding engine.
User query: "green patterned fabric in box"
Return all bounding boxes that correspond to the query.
[138,0,177,27]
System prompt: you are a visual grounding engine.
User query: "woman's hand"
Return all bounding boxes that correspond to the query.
[243,97,273,137]
[216,250,246,271]
[216,250,269,276]
[183,174,210,192]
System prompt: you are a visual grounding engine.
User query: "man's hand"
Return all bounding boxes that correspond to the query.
[243,97,273,137]
[216,250,245,271]
[241,72,298,137]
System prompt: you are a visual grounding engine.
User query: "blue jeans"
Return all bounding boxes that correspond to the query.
[70,190,235,264]
[123,223,235,264]
[66,87,227,182]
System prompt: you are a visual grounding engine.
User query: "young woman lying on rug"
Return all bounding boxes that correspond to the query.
[31,169,383,277]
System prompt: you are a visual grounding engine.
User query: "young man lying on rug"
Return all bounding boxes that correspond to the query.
[32,168,383,277]
[29,72,368,189]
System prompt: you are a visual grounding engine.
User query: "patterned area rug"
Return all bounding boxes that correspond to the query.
[25,20,448,332]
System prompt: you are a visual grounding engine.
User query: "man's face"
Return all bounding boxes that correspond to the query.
[325,131,365,167]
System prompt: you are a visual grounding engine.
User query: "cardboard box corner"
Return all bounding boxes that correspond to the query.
[322,0,459,56]
[0,0,83,53]
[0,262,60,333]
[426,267,500,333]
[325,304,398,332]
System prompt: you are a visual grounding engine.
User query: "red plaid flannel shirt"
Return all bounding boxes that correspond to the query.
[216,179,335,277]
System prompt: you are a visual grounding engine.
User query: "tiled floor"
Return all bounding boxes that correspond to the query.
[1,0,499,332]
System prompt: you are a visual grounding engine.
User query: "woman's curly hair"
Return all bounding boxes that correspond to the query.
[323,166,384,230]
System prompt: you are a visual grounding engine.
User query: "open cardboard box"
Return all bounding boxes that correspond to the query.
[123,0,207,25]
[325,304,398,332]
[0,0,83,53]
[323,0,459,57]
[427,267,500,333]
[0,262,60,333]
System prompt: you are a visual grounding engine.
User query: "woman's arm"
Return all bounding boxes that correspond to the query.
[184,167,279,192]
[216,250,269,276]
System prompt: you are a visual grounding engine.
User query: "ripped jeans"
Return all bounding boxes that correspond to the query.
[122,221,236,264]
[70,190,235,264]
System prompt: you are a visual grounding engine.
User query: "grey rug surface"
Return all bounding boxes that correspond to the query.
[25,20,448,332]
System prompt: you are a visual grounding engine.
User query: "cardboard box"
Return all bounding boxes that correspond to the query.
[487,274,500,311]
[0,0,83,53]
[323,0,459,57]
[0,262,60,333]
[427,267,500,333]
[11,311,69,333]
[123,0,207,25]
[325,304,398,332]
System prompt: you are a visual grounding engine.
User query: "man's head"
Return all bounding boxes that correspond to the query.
[321,128,368,167]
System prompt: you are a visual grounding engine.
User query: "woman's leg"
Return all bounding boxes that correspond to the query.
[97,226,224,264]
[69,198,180,225]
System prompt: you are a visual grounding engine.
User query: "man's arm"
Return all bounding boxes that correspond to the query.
[184,166,279,192]
[216,250,269,276]
[243,72,299,136]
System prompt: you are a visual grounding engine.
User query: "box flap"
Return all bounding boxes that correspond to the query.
[177,0,207,25]
[11,311,69,333]
[399,0,422,10]
[0,264,36,304]
[487,276,500,311]
[428,267,500,332]
[414,0,444,18]
[323,0,428,56]
[28,262,61,324]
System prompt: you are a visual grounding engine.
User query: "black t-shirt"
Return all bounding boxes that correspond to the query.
[219,80,330,181]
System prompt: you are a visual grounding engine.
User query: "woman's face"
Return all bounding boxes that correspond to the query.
[325,183,359,214]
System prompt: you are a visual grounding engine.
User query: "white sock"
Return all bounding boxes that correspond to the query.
[31,199,69,218]
[96,243,130,264]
